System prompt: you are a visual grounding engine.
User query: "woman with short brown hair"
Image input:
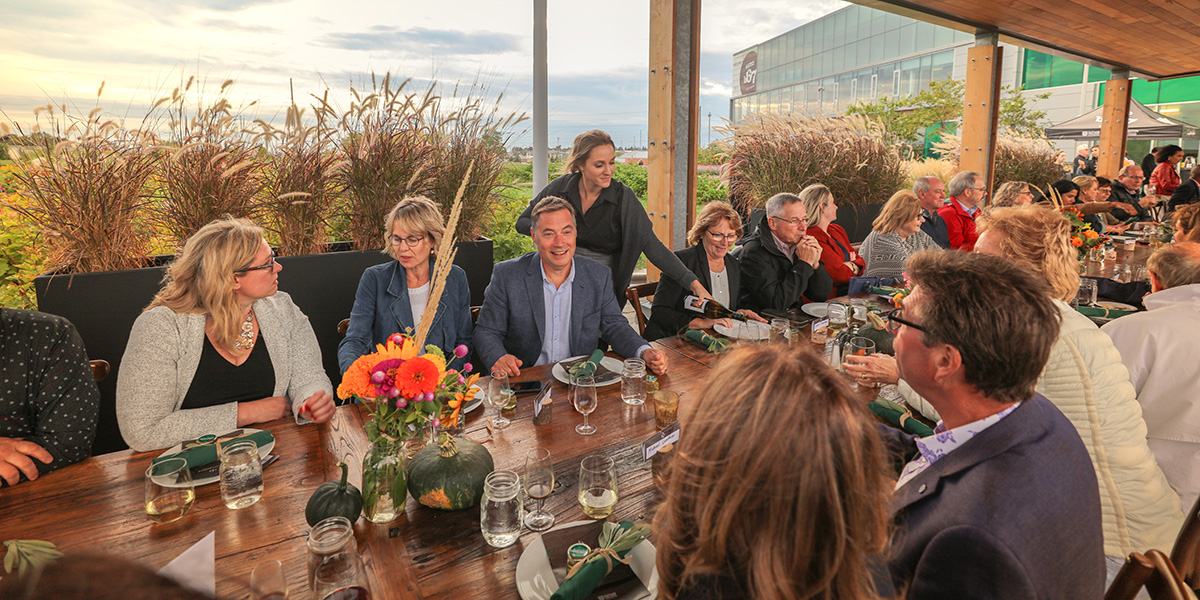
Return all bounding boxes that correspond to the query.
[858,189,941,279]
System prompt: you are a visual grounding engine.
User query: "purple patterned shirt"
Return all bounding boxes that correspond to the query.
[895,402,1020,490]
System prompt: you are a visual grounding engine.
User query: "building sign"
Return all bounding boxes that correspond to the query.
[739,51,757,95]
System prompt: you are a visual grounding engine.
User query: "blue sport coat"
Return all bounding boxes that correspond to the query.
[473,253,648,370]
[879,394,1105,599]
[921,208,951,249]
[337,260,472,373]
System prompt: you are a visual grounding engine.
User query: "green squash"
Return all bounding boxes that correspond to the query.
[407,436,495,510]
[305,462,364,526]
[860,313,895,355]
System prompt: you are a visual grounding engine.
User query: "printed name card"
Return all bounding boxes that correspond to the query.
[533,384,552,418]
[642,421,680,461]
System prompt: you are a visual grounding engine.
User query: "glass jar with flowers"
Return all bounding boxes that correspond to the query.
[337,334,479,523]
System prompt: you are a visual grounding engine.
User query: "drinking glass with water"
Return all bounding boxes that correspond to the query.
[621,358,646,406]
[220,439,264,509]
[481,469,523,548]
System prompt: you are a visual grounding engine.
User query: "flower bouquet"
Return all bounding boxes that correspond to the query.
[1061,206,1104,260]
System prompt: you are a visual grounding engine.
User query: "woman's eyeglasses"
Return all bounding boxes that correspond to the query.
[235,253,276,274]
[389,234,426,247]
[707,231,738,242]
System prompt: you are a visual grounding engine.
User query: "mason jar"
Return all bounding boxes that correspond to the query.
[480,470,522,548]
[621,358,647,406]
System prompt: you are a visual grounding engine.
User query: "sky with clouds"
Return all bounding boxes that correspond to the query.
[0,0,846,148]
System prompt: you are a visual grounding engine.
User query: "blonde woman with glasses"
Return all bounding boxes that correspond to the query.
[117,217,335,452]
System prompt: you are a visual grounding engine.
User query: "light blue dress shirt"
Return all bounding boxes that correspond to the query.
[536,258,576,366]
[894,402,1019,490]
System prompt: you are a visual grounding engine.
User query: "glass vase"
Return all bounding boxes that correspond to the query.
[362,439,407,524]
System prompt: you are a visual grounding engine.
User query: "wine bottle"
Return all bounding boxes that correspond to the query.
[683,295,747,321]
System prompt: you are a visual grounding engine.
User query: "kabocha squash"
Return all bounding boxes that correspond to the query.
[407,435,494,510]
[305,462,364,526]
[860,312,895,355]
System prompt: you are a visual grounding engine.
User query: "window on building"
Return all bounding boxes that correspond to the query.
[1022,49,1087,89]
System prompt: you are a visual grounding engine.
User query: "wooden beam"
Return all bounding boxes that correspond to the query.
[960,42,1002,201]
[1097,77,1132,179]
[647,0,673,281]
[685,0,701,235]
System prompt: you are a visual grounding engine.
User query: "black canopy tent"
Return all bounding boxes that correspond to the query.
[1045,99,1200,140]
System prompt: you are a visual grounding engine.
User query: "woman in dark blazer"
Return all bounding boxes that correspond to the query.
[338,196,472,373]
[644,202,764,340]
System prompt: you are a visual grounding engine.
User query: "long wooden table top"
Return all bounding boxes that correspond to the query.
[0,340,717,599]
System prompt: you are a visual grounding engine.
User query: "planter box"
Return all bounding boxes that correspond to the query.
[34,238,494,455]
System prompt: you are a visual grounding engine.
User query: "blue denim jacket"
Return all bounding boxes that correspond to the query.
[337,260,473,374]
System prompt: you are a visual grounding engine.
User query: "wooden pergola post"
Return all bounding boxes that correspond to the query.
[647,0,700,280]
[960,32,1003,201]
[1097,71,1131,179]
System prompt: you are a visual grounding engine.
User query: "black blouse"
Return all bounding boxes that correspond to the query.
[181,335,275,409]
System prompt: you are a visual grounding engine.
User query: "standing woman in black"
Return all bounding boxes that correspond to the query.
[516,130,711,306]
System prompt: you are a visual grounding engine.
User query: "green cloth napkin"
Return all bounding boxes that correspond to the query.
[572,349,606,377]
[152,430,274,470]
[869,400,935,437]
[1075,305,1137,320]
[869,286,904,297]
[550,521,639,600]
[685,329,731,353]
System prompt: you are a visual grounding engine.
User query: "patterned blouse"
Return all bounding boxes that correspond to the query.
[860,230,942,279]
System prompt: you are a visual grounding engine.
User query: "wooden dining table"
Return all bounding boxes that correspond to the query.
[0,338,730,600]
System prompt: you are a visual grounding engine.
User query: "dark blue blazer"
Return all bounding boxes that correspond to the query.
[920,208,951,249]
[879,394,1104,599]
[474,253,649,370]
[337,260,472,373]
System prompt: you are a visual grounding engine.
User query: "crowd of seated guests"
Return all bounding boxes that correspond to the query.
[11,133,1200,599]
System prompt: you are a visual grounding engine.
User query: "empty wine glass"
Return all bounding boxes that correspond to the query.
[250,559,289,600]
[572,375,597,436]
[488,370,512,430]
[523,448,555,532]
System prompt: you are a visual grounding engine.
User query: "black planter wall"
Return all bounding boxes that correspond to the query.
[34,238,494,456]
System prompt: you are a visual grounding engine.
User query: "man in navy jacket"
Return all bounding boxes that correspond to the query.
[879,251,1104,599]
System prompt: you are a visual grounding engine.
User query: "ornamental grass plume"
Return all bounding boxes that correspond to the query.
[4,90,158,274]
[933,134,1061,192]
[718,112,905,215]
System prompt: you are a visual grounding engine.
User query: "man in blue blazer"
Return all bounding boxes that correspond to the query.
[475,196,668,377]
[914,176,950,249]
[878,251,1104,599]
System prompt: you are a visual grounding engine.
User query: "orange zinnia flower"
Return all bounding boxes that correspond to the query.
[396,356,440,398]
[1084,230,1099,240]
[1071,236,1084,247]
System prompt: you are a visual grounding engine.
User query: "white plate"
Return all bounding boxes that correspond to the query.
[713,320,770,340]
[515,520,658,600]
[156,428,274,488]
[1096,300,1137,311]
[551,356,625,386]
[801,302,829,318]
[466,388,486,413]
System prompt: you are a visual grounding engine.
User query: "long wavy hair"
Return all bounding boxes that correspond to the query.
[873,189,921,234]
[976,205,1080,302]
[148,217,265,355]
[654,344,891,600]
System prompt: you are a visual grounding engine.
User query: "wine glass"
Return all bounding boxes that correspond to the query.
[572,375,597,435]
[523,447,555,532]
[578,455,618,519]
[250,559,289,600]
[488,370,512,430]
[144,457,195,524]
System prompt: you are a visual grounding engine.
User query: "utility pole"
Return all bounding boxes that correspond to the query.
[707,112,711,146]
[533,0,548,193]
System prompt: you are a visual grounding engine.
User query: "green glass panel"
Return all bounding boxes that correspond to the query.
[1022,50,1051,90]
[1087,66,1112,83]
[1158,77,1200,104]
[1049,56,1084,87]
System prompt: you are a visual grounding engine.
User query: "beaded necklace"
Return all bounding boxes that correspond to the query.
[235,308,256,351]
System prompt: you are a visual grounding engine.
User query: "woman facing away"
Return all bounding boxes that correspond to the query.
[117,217,335,451]
[859,189,941,279]
[655,343,892,600]
[516,129,712,307]
[798,183,864,296]
[337,196,472,373]
[644,201,764,340]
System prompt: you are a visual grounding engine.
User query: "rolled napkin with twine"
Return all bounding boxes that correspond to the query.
[550,521,650,600]
[1074,305,1137,320]
[152,430,274,470]
[684,329,732,354]
[571,349,606,378]
[869,399,935,437]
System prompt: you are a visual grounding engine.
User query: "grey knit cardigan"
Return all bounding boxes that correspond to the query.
[117,292,332,451]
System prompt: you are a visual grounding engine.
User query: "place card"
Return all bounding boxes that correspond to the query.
[533,384,552,419]
[641,421,680,461]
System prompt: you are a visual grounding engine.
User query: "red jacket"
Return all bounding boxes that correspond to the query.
[810,223,864,287]
[938,198,979,251]
[1150,162,1180,196]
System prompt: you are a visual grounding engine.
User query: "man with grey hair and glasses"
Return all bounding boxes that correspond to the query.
[738,192,832,312]
[938,171,985,251]
[914,176,950,249]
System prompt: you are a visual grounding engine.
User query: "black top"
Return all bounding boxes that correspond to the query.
[1110,181,1153,221]
[644,245,742,341]
[1169,178,1200,212]
[737,224,833,312]
[181,335,275,409]
[1073,154,1096,177]
[0,309,100,486]
[564,181,622,256]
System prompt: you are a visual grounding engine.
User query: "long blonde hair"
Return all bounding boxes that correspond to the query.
[654,344,891,600]
[873,189,922,234]
[976,205,1080,302]
[149,217,264,354]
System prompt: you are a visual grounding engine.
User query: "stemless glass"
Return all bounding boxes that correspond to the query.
[220,439,264,509]
[846,337,878,388]
[313,551,370,600]
[620,358,647,406]
[481,470,523,548]
[827,302,849,335]
[572,375,598,436]
[523,448,555,532]
[250,559,289,600]
[1073,279,1098,307]
[578,455,618,519]
[769,318,790,342]
[488,371,512,430]
[145,457,195,524]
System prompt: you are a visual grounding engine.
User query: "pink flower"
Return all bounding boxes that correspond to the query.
[424,391,435,402]
[431,417,441,428]
[389,333,405,345]
[396,398,408,409]
[388,387,400,398]
[463,362,472,373]
[371,371,386,384]
[457,375,466,385]
[454,345,469,358]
